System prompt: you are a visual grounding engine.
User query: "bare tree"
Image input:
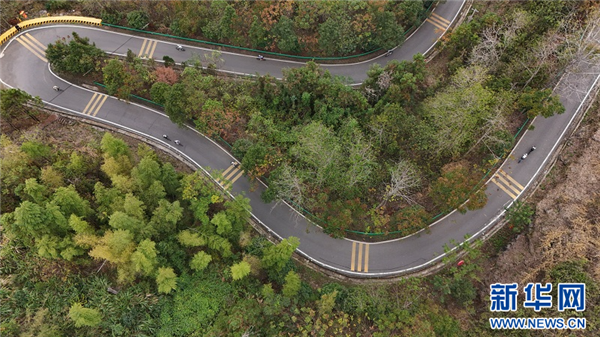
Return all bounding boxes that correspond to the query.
[364,69,392,102]
[368,115,386,146]
[377,70,393,92]
[470,10,529,69]
[380,159,421,207]
[519,30,562,89]
[466,91,514,158]
[344,132,376,188]
[290,122,341,187]
[556,9,600,101]
[270,164,305,206]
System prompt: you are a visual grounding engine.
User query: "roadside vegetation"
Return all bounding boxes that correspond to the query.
[39,0,588,238]
[2,1,600,335]
[2,0,431,57]
[0,111,487,336]
[1,97,598,335]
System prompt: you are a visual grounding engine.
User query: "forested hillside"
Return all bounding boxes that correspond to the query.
[2,1,600,335]
[40,0,587,237]
[2,0,431,56]
[1,94,598,336]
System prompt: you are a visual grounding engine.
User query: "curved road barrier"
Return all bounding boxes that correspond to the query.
[4,1,598,278]
[0,16,101,45]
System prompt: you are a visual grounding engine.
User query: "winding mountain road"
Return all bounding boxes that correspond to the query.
[2,1,599,278]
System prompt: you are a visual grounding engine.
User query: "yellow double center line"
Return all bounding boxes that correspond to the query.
[426,12,451,31]
[492,169,524,200]
[138,39,158,59]
[82,93,108,117]
[216,164,244,186]
[350,242,370,272]
[15,33,47,62]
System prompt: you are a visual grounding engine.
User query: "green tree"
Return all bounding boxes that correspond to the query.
[164,83,188,126]
[374,11,405,50]
[282,270,301,298]
[100,10,123,25]
[0,88,42,129]
[240,141,273,178]
[66,152,87,178]
[50,185,92,218]
[103,58,126,97]
[43,203,69,236]
[46,32,103,74]
[101,158,133,184]
[272,16,300,53]
[101,132,131,159]
[108,211,148,240]
[123,193,146,220]
[526,0,571,31]
[68,303,102,328]
[190,251,212,271]
[396,0,424,27]
[518,89,565,119]
[160,162,181,197]
[150,82,171,105]
[223,196,251,235]
[207,235,233,258]
[162,55,175,68]
[249,15,267,48]
[20,141,51,163]
[132,156,162,191]
[1,136,36,207]
[23,178,47,204]
[142,180,167,211]
[10,201,46,244]
[89,229,135,266]
[177,230,206,247]
[202,1,228,40]
[319,15,357,55]
[156,266,178,294]
[317,290,338,315]
[68,214,93,235]
[505,201,535,233]
[93,182,125,222]
[219,5,237,41]
[149,200,183,237]
[231,261,251,280]
[130,239,158,276]
[211,212,232,236]
[261,236,300,272]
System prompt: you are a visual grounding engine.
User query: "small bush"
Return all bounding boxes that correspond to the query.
[127,10,149,30]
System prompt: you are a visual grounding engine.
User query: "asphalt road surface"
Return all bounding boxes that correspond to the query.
[2,1,599,277]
